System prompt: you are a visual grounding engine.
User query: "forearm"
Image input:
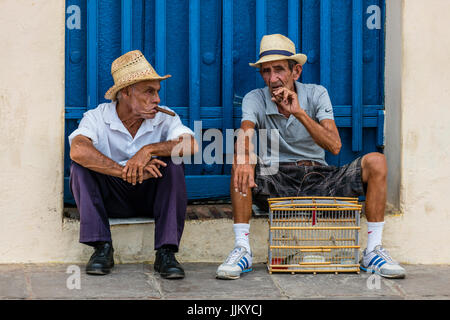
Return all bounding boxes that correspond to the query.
[293,111,341,155]
[70,136,123,178]
[235,122,257,164]
[233,121,258,194]
[144,134,199,158]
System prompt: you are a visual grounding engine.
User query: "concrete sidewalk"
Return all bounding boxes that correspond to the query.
[0,263,449,300]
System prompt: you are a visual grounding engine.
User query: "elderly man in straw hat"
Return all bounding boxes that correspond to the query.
[216,34,405,280]
[68,50,198,279]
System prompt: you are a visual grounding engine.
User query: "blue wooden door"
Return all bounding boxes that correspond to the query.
[64,0,385,204]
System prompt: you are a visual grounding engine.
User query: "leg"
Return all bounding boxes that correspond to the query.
[359,153,405,278]
[216,164,254,280]
[230,163,256,246]
[361,152,387,222]
[139,157,186,279]
[70,162,133,275]
[70,162,113,245]
[149,157,187,251]
[70,161,137,244]
[230,164,254,224]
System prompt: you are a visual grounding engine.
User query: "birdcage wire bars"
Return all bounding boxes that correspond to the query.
[268,197,362,274]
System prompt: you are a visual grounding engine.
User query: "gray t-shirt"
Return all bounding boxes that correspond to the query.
[241,81,334,165]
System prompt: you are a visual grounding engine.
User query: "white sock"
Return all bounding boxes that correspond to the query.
[233,223,251,253]
[366,221,385,253]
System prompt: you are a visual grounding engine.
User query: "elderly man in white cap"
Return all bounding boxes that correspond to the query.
[216,34,405,280]
[69,50,198,279]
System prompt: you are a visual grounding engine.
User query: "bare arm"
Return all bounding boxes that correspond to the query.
[144,133,199,158]
[233,120,258,196]
[70,135,167,182]
[293,115,341,155]
[70,135,124,178]
[272,87,342,155]
[122,134,199,185]
[235,121,257,163]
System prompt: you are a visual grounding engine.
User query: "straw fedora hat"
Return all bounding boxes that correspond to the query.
[105,50,171,101]
[249,34,307,68]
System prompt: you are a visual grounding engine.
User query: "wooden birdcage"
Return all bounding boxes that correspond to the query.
[267,197,362,274]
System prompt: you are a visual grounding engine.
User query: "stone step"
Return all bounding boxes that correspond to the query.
[62,204,270,264]
[62,204,369,265]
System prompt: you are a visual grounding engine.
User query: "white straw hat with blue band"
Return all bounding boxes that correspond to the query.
[249,34,308,68]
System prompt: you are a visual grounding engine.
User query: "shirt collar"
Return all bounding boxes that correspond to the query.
[103,101,166,136]
[103,101,128,134]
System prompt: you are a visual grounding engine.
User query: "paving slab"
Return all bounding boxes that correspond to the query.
[387,265,450,299]
[153,263,284,300]
[271,271,406,299]
[0,263,449,300]
[0,266,29,299]
[22,264,161,300]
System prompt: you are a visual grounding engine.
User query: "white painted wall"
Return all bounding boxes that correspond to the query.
[383,0,450,263]
[0,0,66,263]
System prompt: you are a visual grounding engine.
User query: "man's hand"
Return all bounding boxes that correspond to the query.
[233,155,257,197]
[122,146,152,185]
[142,158,167,180]
[271,87,304,117]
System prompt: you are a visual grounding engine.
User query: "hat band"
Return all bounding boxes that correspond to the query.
[259,49,294,58]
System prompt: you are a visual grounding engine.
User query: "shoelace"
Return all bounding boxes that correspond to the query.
[374,246,396,264]
[225,248,244,264]
[160,249,179,266]
[94,245,111,258]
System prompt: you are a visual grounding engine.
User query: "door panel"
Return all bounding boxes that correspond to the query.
[64,0,385,203]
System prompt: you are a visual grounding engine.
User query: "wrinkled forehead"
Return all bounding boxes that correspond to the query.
[260,59,290,71]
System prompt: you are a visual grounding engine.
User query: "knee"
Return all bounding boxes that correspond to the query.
[363,153,387,179]
[70,161,89,180]
[160,157,185,176]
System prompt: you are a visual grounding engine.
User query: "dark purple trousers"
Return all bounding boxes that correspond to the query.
[69,157,187,250]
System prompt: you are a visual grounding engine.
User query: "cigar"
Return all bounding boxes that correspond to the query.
[155,106,176,117]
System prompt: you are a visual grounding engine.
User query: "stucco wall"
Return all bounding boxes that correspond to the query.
[0,0,66,262]
[383,0,450,264]
[0,0,449,264]
[396,0,450,263]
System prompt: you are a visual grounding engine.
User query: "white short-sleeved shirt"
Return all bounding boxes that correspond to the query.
[68,101,194,166]
[241,81,334,165]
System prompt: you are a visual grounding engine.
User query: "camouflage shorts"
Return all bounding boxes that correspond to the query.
[252,157,366,212]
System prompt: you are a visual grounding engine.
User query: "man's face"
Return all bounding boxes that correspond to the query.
[259,60,302,96]
[123,80,161,119]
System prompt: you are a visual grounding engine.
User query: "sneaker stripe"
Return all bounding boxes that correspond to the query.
[242,256,249,269]
[368,255,380,267]
[372,257,381,266]
[239,260,245,270]
[374,257,385,267]
[378,260,387,268]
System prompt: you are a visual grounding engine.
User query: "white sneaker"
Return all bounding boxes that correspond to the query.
[216,246,253,280]
[360,245,406,279]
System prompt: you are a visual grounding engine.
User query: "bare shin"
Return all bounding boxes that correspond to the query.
[361,153,387,222]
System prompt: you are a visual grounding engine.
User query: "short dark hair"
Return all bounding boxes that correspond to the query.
[287,59,299,71]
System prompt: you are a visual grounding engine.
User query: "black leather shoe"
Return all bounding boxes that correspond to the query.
[86,242,114,275]
[154,247,185,279]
